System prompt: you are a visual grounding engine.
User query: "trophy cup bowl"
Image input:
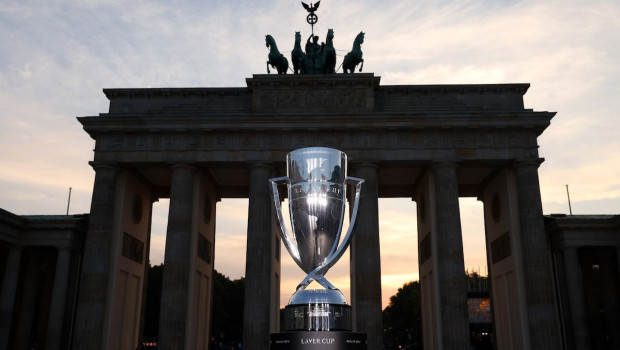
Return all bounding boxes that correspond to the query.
[270,147,364,332]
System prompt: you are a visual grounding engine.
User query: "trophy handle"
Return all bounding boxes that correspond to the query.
[269,177,304,270]
[296,176,365,291]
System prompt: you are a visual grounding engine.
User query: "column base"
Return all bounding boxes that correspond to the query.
[270,331,367,350]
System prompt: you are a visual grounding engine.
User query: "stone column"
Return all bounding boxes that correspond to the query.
[159,164,195,349]
[349,162,382,350]
[513,159,561,348]
[0,244,22,350]
[616,247,620,280]
[72,163,118,349]
[599,251,620,349]
[270,189,282,333]
[46,247,73,350]
[13,252,40,350]
[563,248,590,349]
[243,163,274,350]
[431,162,469,349]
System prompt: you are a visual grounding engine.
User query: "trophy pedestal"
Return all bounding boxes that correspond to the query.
[270,331,367,350]
[284,303,351,331]
[283,289,352,331]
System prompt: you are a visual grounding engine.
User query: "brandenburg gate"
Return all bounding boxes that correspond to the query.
[72,74,561,349]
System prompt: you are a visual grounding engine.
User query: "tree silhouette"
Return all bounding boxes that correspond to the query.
[383,281,423,349]
[210,270,244,346]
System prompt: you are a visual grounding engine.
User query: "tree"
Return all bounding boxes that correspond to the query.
[383,281,422,349]
[143,263,164,338]
[210,270,245,346]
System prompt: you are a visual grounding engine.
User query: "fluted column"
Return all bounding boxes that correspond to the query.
[0,244,22,350]
[159,164,196,349]
[46,247,73,350]
[431,162,469,349]
[270,189,282,333]
[72,163,118,349]
[243,163,274,350]
[350,162,382,350]
[599,251,620,348]
[563,248,590,349]
[513,159,561,348]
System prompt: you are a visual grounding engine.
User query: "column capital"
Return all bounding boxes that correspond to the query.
[512,158,545,169]
[56,244,74,252]
[169,163,196,171]
[88,161,119,172]
[431,160,461,170]
[8,243,23,251]
[247,162,274,171]
[349,160,380,170]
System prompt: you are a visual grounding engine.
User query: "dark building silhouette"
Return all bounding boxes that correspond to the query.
[0,209,86,350]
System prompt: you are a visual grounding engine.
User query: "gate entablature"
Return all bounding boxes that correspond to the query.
[79,74,554,199]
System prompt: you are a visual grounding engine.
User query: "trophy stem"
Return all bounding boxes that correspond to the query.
[296,274,336,291]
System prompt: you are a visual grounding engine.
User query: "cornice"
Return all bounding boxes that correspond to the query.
[378,83,530,95]
[103,87,249,100]
[78,111,553,131]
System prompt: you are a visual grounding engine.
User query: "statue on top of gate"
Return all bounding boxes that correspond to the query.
[265,1,364,75]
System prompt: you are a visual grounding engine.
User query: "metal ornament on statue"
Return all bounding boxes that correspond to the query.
[270,147,363,331]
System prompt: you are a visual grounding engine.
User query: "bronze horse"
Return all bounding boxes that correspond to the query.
[323,29,336,74]
[342,32,364,74]
[291,31,306,74]
[266,35,289,74]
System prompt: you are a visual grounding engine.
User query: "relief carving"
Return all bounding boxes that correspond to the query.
[506,132,520,146]
[259,89,367,110]
[453,132,466,147]
[110,135,125,150]
[216,135,226,146]
[373,133,388,148]
[99,128,533,158]
[476,131,493,147]
[397,133,413,148]
[424,132,441,147]
[293,134,308,148]
[265,134,282,148]
[187,135,199,147]
[316,133,336,148]
[160,135,182,150]
[135,136,153,149]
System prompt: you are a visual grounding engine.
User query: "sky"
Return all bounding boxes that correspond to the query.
[1,0,619,309]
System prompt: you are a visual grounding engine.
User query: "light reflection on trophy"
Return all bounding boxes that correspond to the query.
[270,147,364,331]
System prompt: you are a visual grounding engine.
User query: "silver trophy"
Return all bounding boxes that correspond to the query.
[270,147,363,331]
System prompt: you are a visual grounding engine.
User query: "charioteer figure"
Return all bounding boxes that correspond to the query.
[305,34,325,74]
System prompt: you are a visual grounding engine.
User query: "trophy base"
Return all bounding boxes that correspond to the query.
[285,289,351,331]
[270,331,367,350]
[284,303,352,331]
